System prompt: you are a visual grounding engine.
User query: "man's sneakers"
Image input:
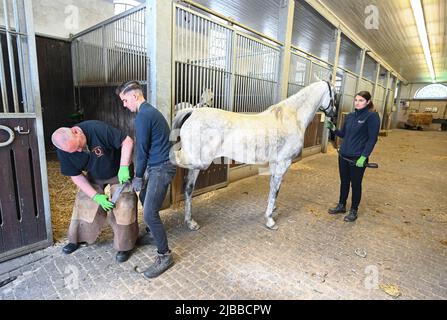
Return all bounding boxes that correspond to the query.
[143,251,174,279]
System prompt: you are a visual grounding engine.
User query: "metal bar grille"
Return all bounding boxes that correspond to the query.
[0,31,9,112]
[2,0,19,112]
[174,4,280,114]
[0,0,39,114]
[174,6,233,111]
[233,33,280,113]
[287,52,310,97]
[71,6,147,87]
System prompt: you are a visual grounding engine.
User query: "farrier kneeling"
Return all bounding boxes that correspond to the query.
[51,120,138,263]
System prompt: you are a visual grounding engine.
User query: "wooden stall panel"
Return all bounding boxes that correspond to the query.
[315,113,324,145]
[0,119,47,253]
[36,36,76,152]
[0,119,21,252]
[173,157,228,197]
[303,114,319,148]
[78,86,137,138]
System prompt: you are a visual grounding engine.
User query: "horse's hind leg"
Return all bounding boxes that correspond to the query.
[265,160,291,230]
[184,169,200,231]
[272,186,280,217]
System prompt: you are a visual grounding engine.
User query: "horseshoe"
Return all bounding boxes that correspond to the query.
[0,125,15,147]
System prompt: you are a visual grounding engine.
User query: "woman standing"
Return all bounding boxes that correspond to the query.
[325,91,380,222]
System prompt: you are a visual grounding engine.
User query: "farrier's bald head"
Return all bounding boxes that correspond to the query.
[51,127,73,149]
[51,127,85,153]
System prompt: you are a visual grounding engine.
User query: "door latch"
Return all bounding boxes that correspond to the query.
[14,126,30,135]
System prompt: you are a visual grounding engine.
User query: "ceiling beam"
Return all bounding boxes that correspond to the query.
[304,0,408,85]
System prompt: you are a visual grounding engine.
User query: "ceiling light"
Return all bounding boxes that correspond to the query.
[410,0,436,82]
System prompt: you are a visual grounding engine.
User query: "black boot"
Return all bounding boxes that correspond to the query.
[344,209,358,222]
[328,203,346,215]
[62,242,87,254]
[116,250,132,263]
[62,243,79,254]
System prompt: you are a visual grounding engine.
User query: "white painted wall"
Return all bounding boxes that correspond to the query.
[0,0,116,39]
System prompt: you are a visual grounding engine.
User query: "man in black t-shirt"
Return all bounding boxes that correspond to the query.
[52,120,138,263]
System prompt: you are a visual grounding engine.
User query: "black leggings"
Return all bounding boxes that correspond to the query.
[338,156,367,210]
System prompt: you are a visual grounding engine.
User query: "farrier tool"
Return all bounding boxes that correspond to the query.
[111,181,131,204]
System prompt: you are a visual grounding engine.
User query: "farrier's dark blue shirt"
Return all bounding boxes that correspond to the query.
[57,120,127,180]
[335,107,380,158]
[134,102,172,178]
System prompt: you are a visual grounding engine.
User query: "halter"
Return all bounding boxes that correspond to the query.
[320,80,335,115]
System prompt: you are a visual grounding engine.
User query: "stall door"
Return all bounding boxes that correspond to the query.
[0,0,52,262]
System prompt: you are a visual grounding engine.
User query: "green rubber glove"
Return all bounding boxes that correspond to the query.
[92,194,114,211]
[118,165,130,184]
[325,120,335,131]
[356,156,367,167]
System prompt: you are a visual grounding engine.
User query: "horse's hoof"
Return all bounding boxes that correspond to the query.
[265,223,278,230]
[186,220,200,231]
[265,219,278,230]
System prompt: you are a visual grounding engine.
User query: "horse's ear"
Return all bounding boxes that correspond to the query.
[329,73,333,82]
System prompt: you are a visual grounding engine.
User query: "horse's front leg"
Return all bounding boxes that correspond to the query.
[184,169,200,230]
[265,160,291,229]
[265,175,282,230]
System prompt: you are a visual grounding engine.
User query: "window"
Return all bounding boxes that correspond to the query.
[113,2,145,53]
[414,84,447,99]
[114,0,140,15]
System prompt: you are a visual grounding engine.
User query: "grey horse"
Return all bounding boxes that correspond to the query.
[170,80,336,230]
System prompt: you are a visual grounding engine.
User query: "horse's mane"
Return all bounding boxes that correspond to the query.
[264,81,322,114]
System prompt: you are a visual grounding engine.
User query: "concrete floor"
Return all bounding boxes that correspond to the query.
[0,129,446,300]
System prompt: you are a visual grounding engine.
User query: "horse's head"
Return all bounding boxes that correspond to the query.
[199,88,214,107]
[319,80,337,118]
